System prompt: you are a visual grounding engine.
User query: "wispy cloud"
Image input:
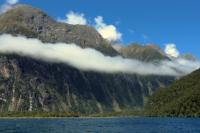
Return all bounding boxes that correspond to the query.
[0,34,199,76]
[128,29,135,34]
[0,0,18,14]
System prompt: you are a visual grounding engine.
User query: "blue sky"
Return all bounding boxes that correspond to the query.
[0,0,199,59]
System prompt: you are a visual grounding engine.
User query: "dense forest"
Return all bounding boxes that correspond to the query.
[145,69,200,117]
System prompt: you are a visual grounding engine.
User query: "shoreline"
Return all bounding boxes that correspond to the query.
[0,113,143,119]
[0,111,144,119]
[0,116,199,119]
[0,116,140,119]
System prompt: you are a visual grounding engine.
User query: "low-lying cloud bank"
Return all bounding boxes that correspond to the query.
[0,34,199,76]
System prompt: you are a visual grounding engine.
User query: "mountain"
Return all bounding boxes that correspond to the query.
[0,5,174,114]
[145,69,200,117]
[119,44,169,62]
[0,54,175,113]
[0,5,118,56]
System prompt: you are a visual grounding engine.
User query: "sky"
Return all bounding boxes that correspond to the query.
[0,0,199,59]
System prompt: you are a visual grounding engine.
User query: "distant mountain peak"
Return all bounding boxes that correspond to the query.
[119,43,169,62]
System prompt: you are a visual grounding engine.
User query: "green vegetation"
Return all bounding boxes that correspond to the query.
[0,112,80,118]
[0,111,145,118]
[145,69,200,117]
[87,111,144,117]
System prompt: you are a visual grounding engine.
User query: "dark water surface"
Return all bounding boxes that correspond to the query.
[0,117,200,133]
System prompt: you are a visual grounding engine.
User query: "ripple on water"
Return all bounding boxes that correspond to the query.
[0,117,200,133]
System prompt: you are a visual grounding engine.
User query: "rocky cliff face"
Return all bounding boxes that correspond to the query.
[0,5,175,114]
[0,54,174,113]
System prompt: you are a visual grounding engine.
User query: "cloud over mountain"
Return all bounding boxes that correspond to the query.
[0,34,199,76]
[58,12,121,42]
[94,16,122,42]
[58,11,87,25]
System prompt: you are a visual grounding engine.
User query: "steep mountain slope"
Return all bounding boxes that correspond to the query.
[0,54,174,113]
[146,69,200,117]
[0,5,175,114]
[119,44,169,62]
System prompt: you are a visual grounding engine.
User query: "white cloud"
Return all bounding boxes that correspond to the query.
[94,16,122,42]
[58,12,122,41]
[0,34,199,76]
[164,44,180,58]
[58,11,87,25]
[0,0,18,14]
[163,58,200,75]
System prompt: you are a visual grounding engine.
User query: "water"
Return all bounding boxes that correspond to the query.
[0,117,200,133]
